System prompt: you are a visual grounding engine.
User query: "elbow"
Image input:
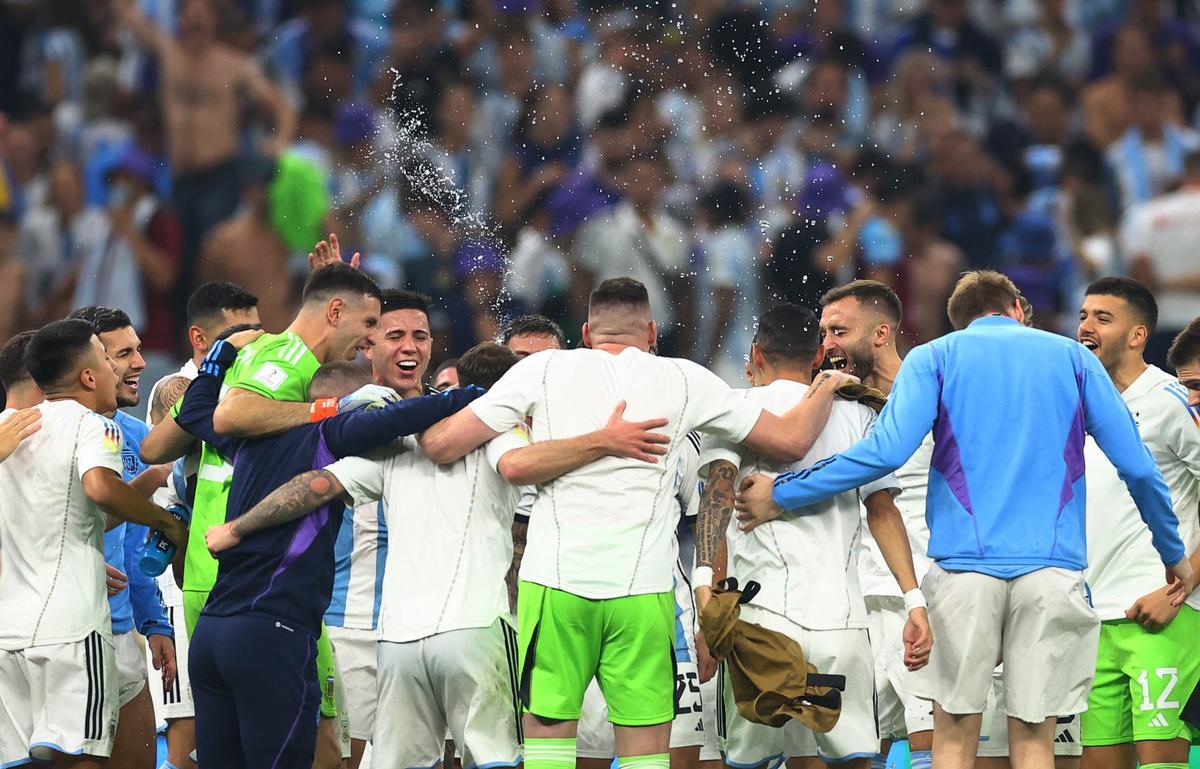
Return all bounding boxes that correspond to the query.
[421,435,457,465]
[497,454,525,484]
[212,404,237,436]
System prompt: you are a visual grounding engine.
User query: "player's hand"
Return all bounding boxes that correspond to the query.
[148,634,177,693]
[903,607,932,671]
[734,474,784,532]
[308,233,361,271]
[164,516,188,551]
[225,328,265,350]
[814,369,861,391]
[0,407,41,462]
[206,521,241,555]
[695,627,717,683]
[1126,586,1180,632]
[1165,558,1195,606]
[105,564,128,596]
[599,401,669,462]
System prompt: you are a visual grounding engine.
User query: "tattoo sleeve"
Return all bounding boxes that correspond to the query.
[230,469,344,539]
[804,372,833,399]
[506,520,527,614]
[696,460,738,569]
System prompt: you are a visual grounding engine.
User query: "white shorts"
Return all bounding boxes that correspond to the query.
[374,620,520,769]
[977,671,1083,757]
[328,626,378,742]
[114,631,148,708]
[329,641,352,760]
[723,608,878,766]
[911,565,1100,723]
[0,631,118,765]
[577,660,707,758]
[700,671,723,762]
[148,604,193,722]
[867,596,934,740]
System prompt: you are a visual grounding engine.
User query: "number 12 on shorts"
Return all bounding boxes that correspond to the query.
[1137,668,1180,711]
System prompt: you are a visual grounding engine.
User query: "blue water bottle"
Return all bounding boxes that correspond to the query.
[139,504,190,577]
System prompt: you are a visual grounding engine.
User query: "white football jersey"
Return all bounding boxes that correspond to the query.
[328,427,528,642]
[858,434,935,598]
[699,380,899,630]
[1085,365,1200,619]
[469,347,762,599]
[0,400,124,649]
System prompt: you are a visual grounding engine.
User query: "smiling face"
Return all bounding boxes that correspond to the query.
[98,326,146,408]
[329,295,381,362]
[87,336,120,415]
[1077,294,1143,372]
[818,297,878,378]
[366,308,432,396]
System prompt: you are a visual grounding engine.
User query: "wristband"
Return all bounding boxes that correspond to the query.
[903,588,928,613]
[692,566,714,590]
[309,398,338,423]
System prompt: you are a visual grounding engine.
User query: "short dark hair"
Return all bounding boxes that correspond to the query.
[946,271,1020,330]
[1168,317,1200,370]
[458,342,518,390]
[302,263,383,306]
[1085,277,1158,333]
[820,280,903,326]
[503,315,566,346]
[380,288,432,316]
[589,278,650,314]
[433,358,458,378]
[753,303,821,364]
[187,282,259,327]
[309,361,372,399]
[0,330,37,389]
[26,320,99,391]
[67,306,133,335]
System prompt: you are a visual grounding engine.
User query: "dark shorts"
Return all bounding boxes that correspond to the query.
[190,614,319,769]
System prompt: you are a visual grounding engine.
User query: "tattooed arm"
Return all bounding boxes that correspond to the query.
[506,519,527,614]
[205,470,348,554]
[694,460,738,612]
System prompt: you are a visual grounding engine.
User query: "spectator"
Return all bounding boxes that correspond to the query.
[929,130,1004,268]
[116,0,297,297]
[570,153,692,356]
[1003,0,1091,84]
[265,0,385,99]
[506,192,570,318]
[765,162,852,311]
[1122,150,1200,368]
[698,180,758,385]
[1082,26,1184,150]
[1106,75,1200,209]
[494,84,581,231]
[898,192,965,345]
[0,211,28,343]
[869,51,956,164]
[15,158,108,324]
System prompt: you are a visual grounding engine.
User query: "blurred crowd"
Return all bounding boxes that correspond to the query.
[2,0,1200,384]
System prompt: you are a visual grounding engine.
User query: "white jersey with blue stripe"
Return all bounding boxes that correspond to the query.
[672,432,702,664]
[325,500,388,631]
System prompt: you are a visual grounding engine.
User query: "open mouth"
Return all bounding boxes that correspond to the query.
[827,353,848,370]
[1080,338,1099,351]
[397,361,419,375]
[122,376,140,391]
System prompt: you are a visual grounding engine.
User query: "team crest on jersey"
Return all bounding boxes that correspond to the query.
[122,448,139,478]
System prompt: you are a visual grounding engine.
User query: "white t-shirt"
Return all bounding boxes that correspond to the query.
[858,433,935,598]
[327,427,529,642]
[469,347,763,599]
[1085,365,1200,620]
[0,400,124,649]
[698,380,899,631]
[1119,188,1200,329]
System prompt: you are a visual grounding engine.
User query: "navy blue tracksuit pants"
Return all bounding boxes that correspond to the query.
[190,613,319,769]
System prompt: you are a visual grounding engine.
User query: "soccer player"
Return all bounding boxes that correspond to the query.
[739,271,1193,769]
[504,314,567,358]
[694,302,927,769]
[68,306,176,769]
[326,288,436,769]
[0,319,185,769]
[818,281,936,769]
[1075,279,1200,769]
[1170,319,1200,407]
[180,340,483,769]
[417,277,855,769]
[143,281,261,419]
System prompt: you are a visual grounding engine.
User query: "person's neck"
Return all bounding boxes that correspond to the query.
[760,364,813,386]
[866,347,902,396]
[5,383,43,409]
[287,311,335,364]
[45,389,99,412]
[1107,354,1148,393]
[593,341,638,355]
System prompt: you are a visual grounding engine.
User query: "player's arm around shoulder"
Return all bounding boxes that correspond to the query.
[206,468,351,555]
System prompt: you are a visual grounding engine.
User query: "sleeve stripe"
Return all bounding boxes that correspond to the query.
[1163,386,1200,429]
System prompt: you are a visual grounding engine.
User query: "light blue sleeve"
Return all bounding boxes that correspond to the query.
[772,344,942,510]
[1079,348,1185,565]
[124,524,173,638]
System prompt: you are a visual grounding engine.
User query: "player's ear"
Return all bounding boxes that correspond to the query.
[647,319,657,348]
[581,322,592,349]
[875,322,891,347]
[811,345,826,373]
[1131,323,1149,350]
[327,297,344,325]
[188,325,207,353]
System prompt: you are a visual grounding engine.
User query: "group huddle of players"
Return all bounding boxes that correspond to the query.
[1,235,1199,769]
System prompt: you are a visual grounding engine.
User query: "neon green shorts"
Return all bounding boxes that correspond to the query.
[516,581,676,726]
[1082,605,1200,746]
[186,590,339,718]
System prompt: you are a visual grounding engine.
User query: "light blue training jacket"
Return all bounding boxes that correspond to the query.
[772,315,1186,578]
